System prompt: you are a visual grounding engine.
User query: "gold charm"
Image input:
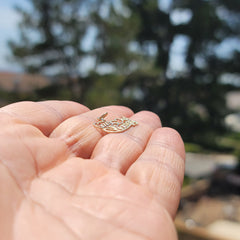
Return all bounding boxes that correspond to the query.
[94,112,138,133]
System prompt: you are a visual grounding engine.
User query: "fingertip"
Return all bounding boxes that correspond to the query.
[61,100,90,112]
[39,100,90,114]
[97,105,134,117]
[134,111,162,128]
[150,127,185,161]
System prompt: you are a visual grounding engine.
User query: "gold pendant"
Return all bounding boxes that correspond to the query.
[94,112,138,133]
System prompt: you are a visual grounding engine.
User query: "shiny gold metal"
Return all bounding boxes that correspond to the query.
[94,112,138,133]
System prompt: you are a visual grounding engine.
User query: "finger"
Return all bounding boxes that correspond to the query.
[0,101,89,136]
[50,106,134,159]
[126,127,185,218]
[91,111,161,173]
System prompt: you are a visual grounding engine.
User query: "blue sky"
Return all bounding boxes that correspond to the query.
[0,0,28,72]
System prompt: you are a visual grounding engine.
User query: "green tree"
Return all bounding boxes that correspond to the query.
[91,1,141,74]
[8,0,141,103]
[122,0,240,145]
[8,0,101,100]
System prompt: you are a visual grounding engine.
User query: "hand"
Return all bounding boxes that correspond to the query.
[0,101,185,240]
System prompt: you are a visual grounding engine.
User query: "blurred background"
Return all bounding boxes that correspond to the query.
[1,0,240,239]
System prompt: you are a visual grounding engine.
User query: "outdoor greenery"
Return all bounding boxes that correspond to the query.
[6,0,240,149]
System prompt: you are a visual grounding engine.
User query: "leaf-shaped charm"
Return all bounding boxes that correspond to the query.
[94,112,138,133]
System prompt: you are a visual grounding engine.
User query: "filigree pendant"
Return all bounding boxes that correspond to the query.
[94,112,138,133]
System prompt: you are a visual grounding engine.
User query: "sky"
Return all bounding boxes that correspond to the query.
[0,0,28,72]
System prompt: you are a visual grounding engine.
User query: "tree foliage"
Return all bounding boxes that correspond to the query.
[8,0,240,145]
[121,0,240,144]
[9,0,100,100]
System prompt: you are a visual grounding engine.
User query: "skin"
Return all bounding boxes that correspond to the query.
[0,101,185,240]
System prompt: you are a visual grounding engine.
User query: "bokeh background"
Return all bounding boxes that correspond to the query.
[1,0,240,239]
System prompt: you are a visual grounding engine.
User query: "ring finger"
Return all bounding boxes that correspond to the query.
[91,111,162,173]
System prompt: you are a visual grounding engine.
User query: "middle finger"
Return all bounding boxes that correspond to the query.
[50,106,134,158]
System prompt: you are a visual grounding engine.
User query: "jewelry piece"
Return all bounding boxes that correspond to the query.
[94,112,138,133]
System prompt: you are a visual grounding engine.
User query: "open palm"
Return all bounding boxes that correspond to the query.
[0,101,185,240]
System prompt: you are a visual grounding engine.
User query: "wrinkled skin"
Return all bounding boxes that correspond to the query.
[0,101,185,240]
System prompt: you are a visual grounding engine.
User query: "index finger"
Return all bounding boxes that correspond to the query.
[0,101,89,136]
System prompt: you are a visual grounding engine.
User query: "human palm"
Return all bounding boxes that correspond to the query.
[0,101,185,240]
